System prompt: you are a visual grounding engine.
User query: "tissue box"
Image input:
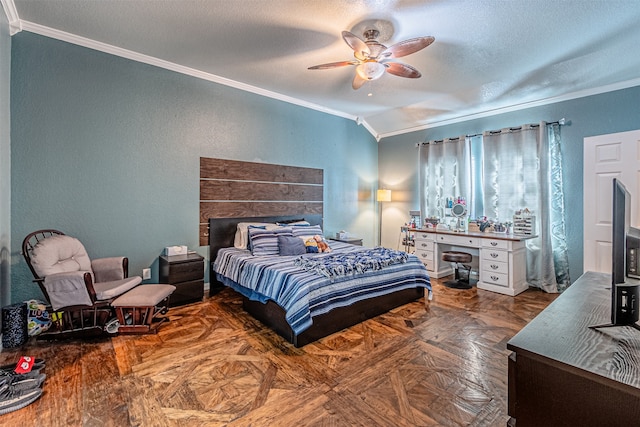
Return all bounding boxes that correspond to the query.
[164,245,188,256]
[336,231,348,239]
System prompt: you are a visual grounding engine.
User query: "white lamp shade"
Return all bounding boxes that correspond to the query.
[356,62,386,81]
[377,189,392,202]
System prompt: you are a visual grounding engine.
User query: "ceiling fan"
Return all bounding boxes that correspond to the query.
[308,29,435,90]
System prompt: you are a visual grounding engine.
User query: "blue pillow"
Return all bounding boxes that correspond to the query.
[246,225,266,251]
[291,224,323,239]
[277,235,306,256]
[249,227,292,256]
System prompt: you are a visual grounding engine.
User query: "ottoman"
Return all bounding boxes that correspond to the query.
[111,284,176,334]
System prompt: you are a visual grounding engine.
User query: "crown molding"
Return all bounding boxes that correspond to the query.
[16,19,640,142]
[19,21,363,126]
[0,0,21,34]
[378,77,640,139]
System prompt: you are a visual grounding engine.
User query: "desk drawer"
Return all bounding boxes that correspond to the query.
[416,250,434,262]
[414,232,435,243]
[483,271,509,287]
[482,238,509,249]
[483,249,508,263]
[437,234,480,247]
[415,239,434,251]
[483,259,508,275]
[423,259,435,271]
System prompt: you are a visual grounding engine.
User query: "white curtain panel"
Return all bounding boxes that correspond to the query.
[419,136,469,220]
[481,125,540,223]
[482,122,569,292]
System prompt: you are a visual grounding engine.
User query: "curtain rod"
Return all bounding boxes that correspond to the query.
[417,118,568,146]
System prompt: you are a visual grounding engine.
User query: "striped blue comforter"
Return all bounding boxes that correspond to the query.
[213,241,432,335]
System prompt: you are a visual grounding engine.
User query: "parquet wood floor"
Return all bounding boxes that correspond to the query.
[0,278,557,426]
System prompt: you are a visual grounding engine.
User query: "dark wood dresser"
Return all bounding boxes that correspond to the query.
[507,271,640,426]
[159,253,204,307]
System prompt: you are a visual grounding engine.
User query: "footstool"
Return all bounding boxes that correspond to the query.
[111,284,176,334]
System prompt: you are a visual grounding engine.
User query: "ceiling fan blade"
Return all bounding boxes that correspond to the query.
[308,60,359,70]
[342,31,370,60]
[381,36,435,59]
[352,73,367,90]
[385,62,422,78]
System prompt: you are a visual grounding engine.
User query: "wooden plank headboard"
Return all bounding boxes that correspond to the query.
[199,157,324,246]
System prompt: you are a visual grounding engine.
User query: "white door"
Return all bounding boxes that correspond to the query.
[584,130,640,273]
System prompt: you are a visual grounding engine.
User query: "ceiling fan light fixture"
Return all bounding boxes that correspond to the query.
[356,62,385,81]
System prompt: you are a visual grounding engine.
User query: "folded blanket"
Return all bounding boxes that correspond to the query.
[294,247,409,280]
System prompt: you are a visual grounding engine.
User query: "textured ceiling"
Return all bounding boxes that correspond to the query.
[7,0,640,140]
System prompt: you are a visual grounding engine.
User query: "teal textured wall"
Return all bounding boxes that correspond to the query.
[10,32,377,303]
[1,9,11,310]
[379,86,640,286]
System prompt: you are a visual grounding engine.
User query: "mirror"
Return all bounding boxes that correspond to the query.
[451,203,466,217]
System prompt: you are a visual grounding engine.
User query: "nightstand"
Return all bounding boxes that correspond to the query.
[330,237,363,246]
[159,253,204,307]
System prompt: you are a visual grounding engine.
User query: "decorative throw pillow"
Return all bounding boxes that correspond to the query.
[249,227,292,256]
[277,235,307,256]
[292,224,323,239]
[246,225,266,251]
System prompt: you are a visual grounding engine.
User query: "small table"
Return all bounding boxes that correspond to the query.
[159,253,204,306]
[329,237,363,246]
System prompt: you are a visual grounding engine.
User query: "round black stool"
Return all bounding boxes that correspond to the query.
[442,251,474,289]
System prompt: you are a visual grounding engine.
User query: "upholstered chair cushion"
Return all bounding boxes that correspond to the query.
[93,277,141,301]
[31,234,142,307]
[30,235,92,278]
[111,284,176,307]
[91,257,126,282]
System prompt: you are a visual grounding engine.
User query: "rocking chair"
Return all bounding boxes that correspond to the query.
[22,229,173,338]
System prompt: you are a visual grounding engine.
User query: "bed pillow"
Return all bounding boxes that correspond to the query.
[275,219,309,226]
[234,222,279,249]
[291,224,323,239]
[246,225,266,252]
[277,235,307,256]
[249,227,293,256]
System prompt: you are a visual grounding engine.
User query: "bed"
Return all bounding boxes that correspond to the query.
[209,215,432,347]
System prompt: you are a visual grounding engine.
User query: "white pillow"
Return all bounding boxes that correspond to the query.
[233,222,280,249]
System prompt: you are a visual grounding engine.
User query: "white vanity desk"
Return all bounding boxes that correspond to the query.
[403,227,534,296]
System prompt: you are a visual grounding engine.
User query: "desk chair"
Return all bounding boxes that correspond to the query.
[441,251,474,289]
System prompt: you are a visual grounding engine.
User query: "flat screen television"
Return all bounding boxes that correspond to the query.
[592,178,640,330]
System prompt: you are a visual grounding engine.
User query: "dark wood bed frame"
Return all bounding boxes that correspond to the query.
[209,215,425,347]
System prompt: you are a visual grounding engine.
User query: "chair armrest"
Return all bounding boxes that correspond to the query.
[43,271,94,311]
[92,257,128,282]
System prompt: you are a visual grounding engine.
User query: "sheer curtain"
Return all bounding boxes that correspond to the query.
[419,137,470,220]
[481,122,570,292]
